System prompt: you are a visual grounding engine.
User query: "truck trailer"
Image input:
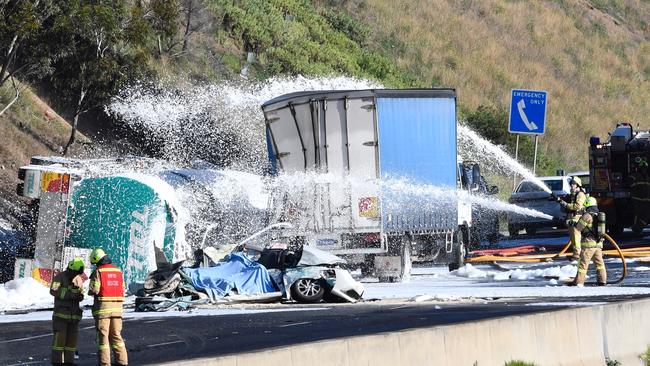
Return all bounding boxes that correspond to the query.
[262,89,475,280]
[589,123,650,235]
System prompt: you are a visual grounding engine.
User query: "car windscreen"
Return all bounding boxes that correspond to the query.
[516,179,563,193]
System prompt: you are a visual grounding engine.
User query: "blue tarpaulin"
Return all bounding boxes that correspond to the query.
[183,253,276,301]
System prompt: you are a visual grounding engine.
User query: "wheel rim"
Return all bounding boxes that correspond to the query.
[296,279,321,297]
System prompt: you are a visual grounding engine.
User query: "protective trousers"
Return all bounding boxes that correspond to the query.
[52,318,79,364]
[95,317,128,366]
[574,247,607,285]
[568,225,581,259]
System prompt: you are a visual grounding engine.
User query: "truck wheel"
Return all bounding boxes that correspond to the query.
[360,255,375,277]
[631,222,645,236]
[609,224,624,236]
[400,236,412,282]
[448,229,467,271]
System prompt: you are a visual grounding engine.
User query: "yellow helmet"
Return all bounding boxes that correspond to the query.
[570,176,582,187]
[68,257,85,271]
[89,247,106,265]
[584,196,597,208]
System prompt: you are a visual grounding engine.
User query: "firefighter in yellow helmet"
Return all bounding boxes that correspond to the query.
[88,248,128,366]
[570,196,607,286]
[554,176,586,261]
[49,257,86,365]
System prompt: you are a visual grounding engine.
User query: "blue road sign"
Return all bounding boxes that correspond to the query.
[508,89,547,134]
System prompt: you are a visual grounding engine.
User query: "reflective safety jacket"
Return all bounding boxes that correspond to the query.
[576,212,602,248]
[50,270,84,322]
[89,264,125,318]
[565,191,586,221]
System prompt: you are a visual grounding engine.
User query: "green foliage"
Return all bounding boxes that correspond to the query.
[504,361,536,366]
[606,358,621,366]
[320,7,371,46]
[149,0,180,54]
[207,0,415,86]
[48,0,149,113]
[461,104,562,176]
[0,0,59,85]
[641,345,650,366]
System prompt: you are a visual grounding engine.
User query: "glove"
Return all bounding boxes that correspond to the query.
[549,193,561,203]
[73,293,84,302]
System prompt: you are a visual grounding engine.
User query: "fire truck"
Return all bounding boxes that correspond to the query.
[589,123,650,235]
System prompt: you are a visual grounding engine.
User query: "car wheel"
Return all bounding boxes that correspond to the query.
[291,278,325,303]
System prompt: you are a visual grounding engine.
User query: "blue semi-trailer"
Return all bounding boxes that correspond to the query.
[262,89,476,280]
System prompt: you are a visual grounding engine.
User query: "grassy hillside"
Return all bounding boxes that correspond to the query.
[0,83,89,212]
[340,0,649,171]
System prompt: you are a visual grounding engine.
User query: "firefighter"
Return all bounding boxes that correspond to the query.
[571,196,607,286]
[554,176,586,261]
[88,248,128,366]
[49,257,85,366]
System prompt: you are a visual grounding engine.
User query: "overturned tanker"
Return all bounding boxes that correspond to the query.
[13,157,266,286]
[262,89,476,281]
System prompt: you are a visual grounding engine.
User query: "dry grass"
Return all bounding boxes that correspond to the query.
[0,82,88,197]
[350,0,649,171]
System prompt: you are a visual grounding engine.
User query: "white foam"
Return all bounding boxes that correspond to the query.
[0,278,53,312]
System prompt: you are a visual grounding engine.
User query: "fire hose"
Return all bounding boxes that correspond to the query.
[466,233,643,285]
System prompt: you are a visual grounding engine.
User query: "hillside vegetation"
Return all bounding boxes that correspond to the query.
[0,0,648,204]
[341,0,650,171]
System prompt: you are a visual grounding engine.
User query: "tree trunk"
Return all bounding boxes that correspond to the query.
[0,78,21,116]
[62,112,79,156]
[63,88,86,156]
[182,0,193,52]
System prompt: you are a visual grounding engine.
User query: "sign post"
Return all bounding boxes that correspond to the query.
[508,89,548,188]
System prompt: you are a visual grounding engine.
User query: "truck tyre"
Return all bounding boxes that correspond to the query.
[400,235,412,282]
[609,224,624,236]
[360,255,375,277]
[508,225,519,237]
[448,228,467,271]
[631,222,645,236]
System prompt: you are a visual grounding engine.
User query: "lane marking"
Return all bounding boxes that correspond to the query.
[389,305,410,310]
[279,321,312,328]
[6,360,47,365]
[143,319,164,324]
[1,325,96,344]
[147,340,184,348]
[0,333,50,344]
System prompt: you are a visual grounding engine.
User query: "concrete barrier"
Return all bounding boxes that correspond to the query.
[157,298,650,366]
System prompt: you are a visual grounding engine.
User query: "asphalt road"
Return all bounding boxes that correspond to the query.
[0,300,585,366]
[2,228,649,365]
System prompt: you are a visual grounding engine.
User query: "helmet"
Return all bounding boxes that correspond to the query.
[68,257,85,271]
[570,176,582,187]
[584,196,597,208]
[89,248,106,265]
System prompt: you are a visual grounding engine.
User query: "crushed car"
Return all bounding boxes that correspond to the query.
[135,224,364,309]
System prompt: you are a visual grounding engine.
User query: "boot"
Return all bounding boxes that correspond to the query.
[573,272,586,286]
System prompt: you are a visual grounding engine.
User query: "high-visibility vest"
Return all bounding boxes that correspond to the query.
[97,264,124,302]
